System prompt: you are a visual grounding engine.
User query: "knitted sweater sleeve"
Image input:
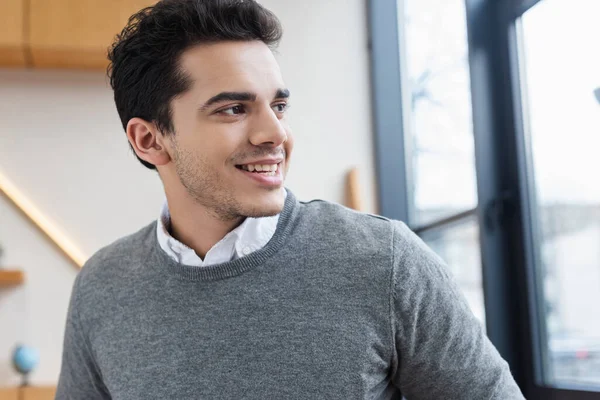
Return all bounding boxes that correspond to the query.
[389,220,524,400]
[56,272,111,400]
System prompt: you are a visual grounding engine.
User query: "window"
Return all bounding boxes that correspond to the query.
[370,0,600,397]
[403,0,477,227]
[400,0,485,324]
[517,0,600,388]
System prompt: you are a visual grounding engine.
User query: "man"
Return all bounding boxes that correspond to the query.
[56,0,524,399]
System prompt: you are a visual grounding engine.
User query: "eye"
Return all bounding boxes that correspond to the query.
[272,103,289,113]
[219,105,246,115]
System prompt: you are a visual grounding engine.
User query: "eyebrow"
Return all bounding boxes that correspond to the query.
[275,88,290,99]
[199,88,290,112]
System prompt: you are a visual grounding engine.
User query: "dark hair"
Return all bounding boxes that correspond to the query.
[107,0,283,169]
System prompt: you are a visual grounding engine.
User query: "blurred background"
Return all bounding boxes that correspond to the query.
[0,0,598,399]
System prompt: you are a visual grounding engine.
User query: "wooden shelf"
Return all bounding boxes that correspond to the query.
[0,269,25,287]
[0,386,56,400]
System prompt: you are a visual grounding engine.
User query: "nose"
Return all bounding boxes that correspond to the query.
[248,105,288,147]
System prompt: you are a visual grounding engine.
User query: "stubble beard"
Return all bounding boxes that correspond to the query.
[172,144,283,222]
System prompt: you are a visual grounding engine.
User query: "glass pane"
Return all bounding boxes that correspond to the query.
[520,0,600,388]
[420,216,486,326]
[402,0,478,227]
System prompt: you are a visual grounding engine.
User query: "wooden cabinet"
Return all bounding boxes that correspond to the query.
[0,0,156,69]
[29,0,156,69]
[0,0,27,67]
[29,0,155,69]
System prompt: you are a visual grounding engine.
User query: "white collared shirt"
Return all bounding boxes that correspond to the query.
[156,201,280,267]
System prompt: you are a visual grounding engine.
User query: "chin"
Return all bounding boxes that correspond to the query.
[239,188,286,218]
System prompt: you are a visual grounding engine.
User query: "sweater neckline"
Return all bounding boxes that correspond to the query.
[150,189,299,281]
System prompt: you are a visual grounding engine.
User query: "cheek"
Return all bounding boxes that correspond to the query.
[184,125,243,164]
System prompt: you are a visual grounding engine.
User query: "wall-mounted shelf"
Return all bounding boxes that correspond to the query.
[0,269,25,287]
[0,386,56,400]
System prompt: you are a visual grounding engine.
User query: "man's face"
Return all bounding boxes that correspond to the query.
[164,41,293,221]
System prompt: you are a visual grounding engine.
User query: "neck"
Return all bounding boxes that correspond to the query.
[165,192,244,260]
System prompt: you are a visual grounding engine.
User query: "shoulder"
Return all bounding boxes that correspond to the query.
[388,219,461,309]
[389,219,447,272]
[298,200,448,278]
[296,199,397,248]
[299,198,390,226]
[76,221,157,291]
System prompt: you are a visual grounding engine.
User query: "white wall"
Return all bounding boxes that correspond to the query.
[0,0,375,386]
[261,0,376,212]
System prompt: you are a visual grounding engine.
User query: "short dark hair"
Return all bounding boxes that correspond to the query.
[107,0,283,170]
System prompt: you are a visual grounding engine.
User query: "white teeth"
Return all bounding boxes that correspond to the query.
[240,163,279,173]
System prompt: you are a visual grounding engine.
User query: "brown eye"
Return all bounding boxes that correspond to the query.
[221,105,245,115]
[272,103,288,113]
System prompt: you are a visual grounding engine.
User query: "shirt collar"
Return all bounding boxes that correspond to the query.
[156,193,284,266]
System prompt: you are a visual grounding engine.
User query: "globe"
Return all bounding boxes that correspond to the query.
[12,345,39,375]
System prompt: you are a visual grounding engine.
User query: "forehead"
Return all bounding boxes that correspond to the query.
[178,41,285,97]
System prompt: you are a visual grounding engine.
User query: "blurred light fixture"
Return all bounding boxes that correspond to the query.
[595,87,600,104]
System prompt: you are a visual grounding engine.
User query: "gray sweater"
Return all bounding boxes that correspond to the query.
[56,190,524,399]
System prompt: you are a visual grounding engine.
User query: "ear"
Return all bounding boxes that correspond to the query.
[126,118,172,167]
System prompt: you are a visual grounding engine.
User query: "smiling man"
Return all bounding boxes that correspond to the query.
[56,1,524,399]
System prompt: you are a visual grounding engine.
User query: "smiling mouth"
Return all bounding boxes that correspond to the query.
[235,162,281,176]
